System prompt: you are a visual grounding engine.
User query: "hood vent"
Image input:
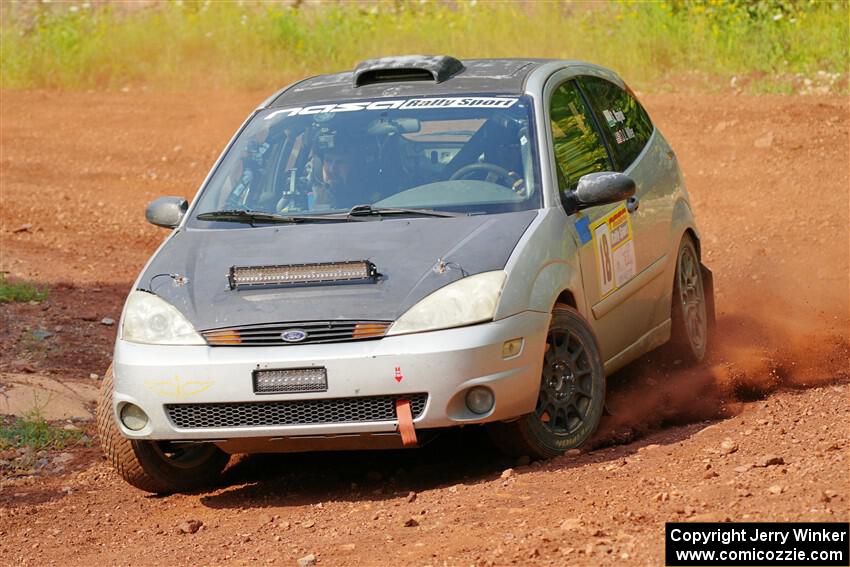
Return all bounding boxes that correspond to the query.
[353,55,464,87]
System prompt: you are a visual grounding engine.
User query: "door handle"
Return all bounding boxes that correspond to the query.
[626,196,640,214]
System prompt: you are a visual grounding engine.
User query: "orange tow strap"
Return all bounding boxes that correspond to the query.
[395,399,418,447]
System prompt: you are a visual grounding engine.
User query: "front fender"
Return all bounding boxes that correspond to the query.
[496,208,587,320]
[526,260,584,314]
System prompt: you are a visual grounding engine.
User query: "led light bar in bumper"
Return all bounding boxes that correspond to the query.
[253,368,328,394]
[228,261,378,289]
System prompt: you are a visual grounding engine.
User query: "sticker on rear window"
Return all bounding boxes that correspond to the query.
[591,204,636,297]
[614,127,636,144]
[603,108,627,129]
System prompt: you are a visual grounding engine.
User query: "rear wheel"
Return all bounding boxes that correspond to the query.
[668,235,709,363]
[97,366,229,494]
[488,305,606,458]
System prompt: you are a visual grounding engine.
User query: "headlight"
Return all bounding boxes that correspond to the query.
[386,271,507,336]
[122,291,205,345]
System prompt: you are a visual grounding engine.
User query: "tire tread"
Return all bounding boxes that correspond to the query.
[96,367,174,493]
[97,367,229,494]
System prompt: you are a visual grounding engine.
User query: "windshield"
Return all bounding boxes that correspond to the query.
[191,94,541,225]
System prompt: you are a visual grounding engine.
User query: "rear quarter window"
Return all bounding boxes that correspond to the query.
[579,76,654,171]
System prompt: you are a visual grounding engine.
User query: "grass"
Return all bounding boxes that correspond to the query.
[0,409,83,451]
[0,273,49,303]
[0,1,847,93]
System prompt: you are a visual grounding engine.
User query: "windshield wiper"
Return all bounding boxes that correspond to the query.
[345,204,467,218]
[197,206,465,225]
[196,210,343,224]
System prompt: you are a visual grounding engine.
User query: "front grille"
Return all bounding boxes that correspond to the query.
[201,320,391,347]
[165,394,428,429]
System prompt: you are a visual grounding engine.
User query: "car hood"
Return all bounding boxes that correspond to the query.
[138,211,538,330]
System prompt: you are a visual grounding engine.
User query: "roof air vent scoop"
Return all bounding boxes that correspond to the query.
[353,55,465,87]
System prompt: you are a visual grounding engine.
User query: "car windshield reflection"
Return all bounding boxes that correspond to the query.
[191,95,541,226]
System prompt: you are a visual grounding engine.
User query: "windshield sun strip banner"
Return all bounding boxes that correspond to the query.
[264,96,520,120]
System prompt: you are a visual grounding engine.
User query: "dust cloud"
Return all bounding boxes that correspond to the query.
[595,281,849,446]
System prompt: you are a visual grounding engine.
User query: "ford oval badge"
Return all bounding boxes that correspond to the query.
[280,329,308,343]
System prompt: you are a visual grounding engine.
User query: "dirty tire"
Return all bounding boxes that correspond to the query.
[488,305,606,459]
[667,235,709,364]
[97,366,229,494]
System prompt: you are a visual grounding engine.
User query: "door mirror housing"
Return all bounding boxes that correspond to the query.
[562,172,636,215]
[145,196,188,228]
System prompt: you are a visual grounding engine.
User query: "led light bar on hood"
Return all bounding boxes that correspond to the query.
[228,261,378,289]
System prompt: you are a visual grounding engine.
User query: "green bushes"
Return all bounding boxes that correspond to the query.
[1,0,846,91]
[0,274,49,303]
[0,410,83,451]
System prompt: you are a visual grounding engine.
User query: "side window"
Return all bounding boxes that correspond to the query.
[579,76,654,171]
[549,80,611,193]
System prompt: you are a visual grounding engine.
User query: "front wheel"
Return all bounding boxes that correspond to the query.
[488,305,606,458]
[97,366,229,494]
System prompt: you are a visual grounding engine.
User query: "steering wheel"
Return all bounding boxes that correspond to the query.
[449,163,527,197]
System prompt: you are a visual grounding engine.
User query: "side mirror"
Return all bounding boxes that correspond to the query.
[145,196,188,228]
[562,172,636,215]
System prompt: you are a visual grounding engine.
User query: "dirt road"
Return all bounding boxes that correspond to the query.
[0,88,848,566]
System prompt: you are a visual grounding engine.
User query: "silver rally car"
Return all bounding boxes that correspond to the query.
[99,55,714,493]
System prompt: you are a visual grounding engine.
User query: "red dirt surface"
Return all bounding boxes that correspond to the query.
[1,89,848,566]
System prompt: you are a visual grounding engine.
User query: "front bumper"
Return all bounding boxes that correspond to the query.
[112,311,550,443]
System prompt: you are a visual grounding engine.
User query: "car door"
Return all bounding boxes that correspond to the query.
[578,76,675,340]
[548,78,659,363]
